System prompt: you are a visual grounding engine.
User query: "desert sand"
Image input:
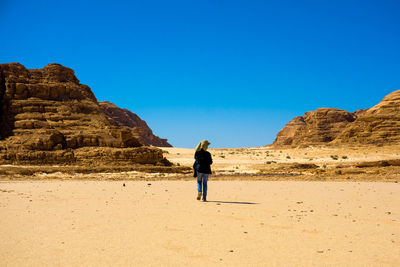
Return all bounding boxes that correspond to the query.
[1,146,399,266]
[161,146,400,182]
[0,180,399,266]
[2,145,399,181]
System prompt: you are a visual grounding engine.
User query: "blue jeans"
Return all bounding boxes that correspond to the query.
[197,172,209,200]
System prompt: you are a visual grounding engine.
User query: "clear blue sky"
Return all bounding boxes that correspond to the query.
[1,0,399,148]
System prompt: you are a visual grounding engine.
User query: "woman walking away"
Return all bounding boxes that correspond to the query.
[194,140,213,202]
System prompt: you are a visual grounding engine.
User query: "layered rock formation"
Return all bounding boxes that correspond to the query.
[99,101,171,147]
[273,90,400,147]
[333,90,400,144]
[0,63,170,165]
[273,108,356,146]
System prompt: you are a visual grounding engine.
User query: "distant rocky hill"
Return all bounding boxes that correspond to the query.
[0,63,171,165]
[99,101,171,147]
[273,89,400,147]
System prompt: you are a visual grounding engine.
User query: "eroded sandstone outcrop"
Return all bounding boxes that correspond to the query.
[333,90,400,145]
[0,63,170,165]
[99,101,172,147]
[273,90,400,147]
[273,108,356,146]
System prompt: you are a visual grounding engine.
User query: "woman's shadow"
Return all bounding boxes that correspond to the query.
[206,200,258,205]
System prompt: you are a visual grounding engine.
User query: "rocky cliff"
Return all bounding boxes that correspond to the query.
[99,101,171,147]
[273,90,400,147]
[0,63,170,165]
[333,90,400,144]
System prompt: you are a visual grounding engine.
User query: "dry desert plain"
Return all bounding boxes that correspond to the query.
[0,145,400,266]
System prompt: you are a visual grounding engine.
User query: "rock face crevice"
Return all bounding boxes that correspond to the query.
[0,65,18,140]
[0,69,6,139]
[273,90,400,147]
[0,63,171,165]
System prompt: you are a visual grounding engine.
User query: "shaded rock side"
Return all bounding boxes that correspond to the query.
[99,101,172,147]
[273,108,356,146]
[273,89,400,147]
[0,63,169,165]
[333,90,400,145]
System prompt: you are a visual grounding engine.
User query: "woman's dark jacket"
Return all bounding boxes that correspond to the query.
[194,149,213,175]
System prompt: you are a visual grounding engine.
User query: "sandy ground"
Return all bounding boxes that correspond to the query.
[1,180,399,266]
[160,146,400,181]
[161,145,400,172]
[1,145,400,181]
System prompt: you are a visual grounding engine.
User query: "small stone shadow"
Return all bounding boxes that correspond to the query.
[207,200,259,205]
